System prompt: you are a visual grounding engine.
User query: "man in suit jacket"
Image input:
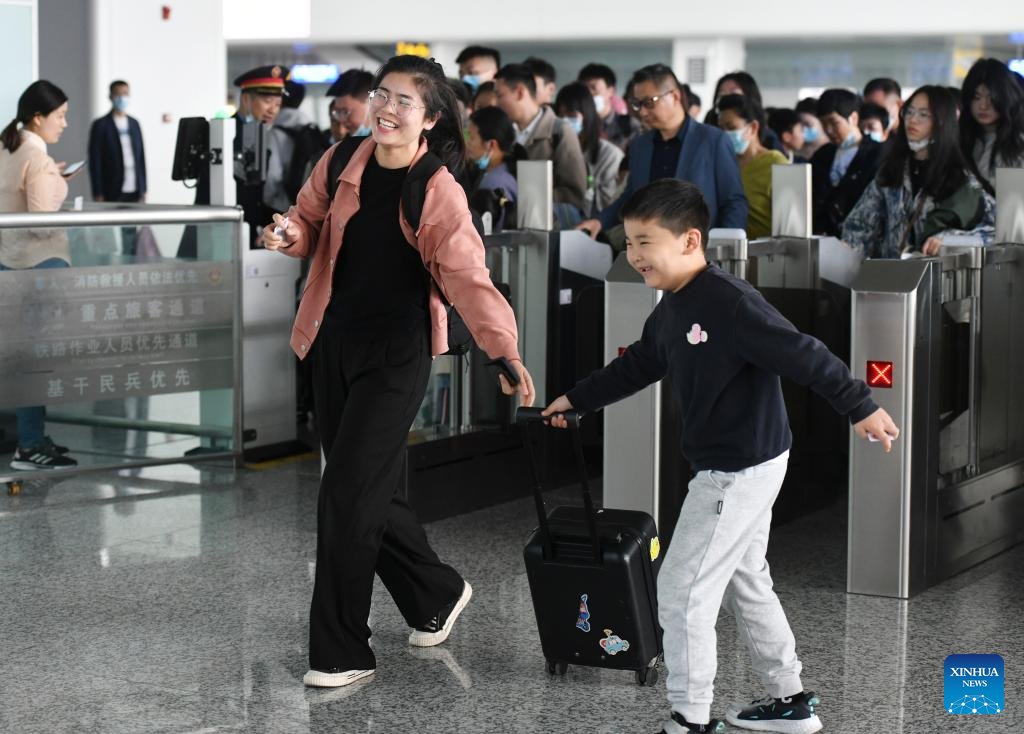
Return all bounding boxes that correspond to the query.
[578,64,748,238]
[810,89,883,236]
[88,80,147,202]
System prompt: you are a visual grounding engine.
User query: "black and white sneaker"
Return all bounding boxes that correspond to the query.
[302,667,374,688]
[408,581,472,647]
[726,690,822,733]
[657,712,726,733]
[10,444,78,471]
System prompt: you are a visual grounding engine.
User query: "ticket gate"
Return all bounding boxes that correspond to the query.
[847,243,1024,598]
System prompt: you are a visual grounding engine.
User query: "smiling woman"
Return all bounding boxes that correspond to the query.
[257,55,536,690]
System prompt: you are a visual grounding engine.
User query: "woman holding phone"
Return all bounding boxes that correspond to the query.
[0,80,81,471]
[262,55,535,688]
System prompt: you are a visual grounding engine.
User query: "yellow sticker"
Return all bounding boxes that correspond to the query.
[650,536,661,562]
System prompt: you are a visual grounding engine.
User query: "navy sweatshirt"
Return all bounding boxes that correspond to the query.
[567,264,878,472]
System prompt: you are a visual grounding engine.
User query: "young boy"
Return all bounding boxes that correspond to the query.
[542,179,899,734]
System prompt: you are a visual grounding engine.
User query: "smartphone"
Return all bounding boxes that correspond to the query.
[61,159,87,177]
[485,357,521,387]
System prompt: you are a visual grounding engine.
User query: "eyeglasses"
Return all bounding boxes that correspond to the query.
[628,89,676,112]
[368,89,425,118]
[330,107,352,121]
[902,107,932,122]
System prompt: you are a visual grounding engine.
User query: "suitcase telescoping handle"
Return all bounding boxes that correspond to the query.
[515,407,602,564]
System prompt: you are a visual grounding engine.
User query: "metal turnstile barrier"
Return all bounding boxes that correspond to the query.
[847,244,1024,598]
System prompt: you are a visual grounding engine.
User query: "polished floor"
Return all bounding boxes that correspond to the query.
[2,457,1022,734]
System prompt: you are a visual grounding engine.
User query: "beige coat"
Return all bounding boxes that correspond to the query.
[0,130,70,268]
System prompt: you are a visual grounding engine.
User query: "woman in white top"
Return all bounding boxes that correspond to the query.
[0,80,79,470]
[960,58,1024,194]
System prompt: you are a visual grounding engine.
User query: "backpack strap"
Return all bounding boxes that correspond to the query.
[401,151,444,231]
[325,135,369,200]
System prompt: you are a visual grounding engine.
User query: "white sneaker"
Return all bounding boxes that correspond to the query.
[302,668,375,688]
[408,581,473,647]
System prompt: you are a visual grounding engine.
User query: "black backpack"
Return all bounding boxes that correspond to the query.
[325,136,476,356]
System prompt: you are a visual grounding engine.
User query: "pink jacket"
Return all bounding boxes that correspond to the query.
[280,137,521,362]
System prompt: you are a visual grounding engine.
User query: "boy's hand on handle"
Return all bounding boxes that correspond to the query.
[853,407,900,453]
[541,395,575,429]
[261,213,299,251]
[499,359,536,407]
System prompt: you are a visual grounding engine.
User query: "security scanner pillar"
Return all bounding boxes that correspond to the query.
[743,165,864,516]
[176,116,302,460]
[847,240,1024,598]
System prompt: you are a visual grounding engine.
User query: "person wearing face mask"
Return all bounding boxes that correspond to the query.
[706,71,786,154]
[578,63,642,151]
[842,86,995,260]
[576,63,747,241]
[325,69,374,145]
[863,78,903,136]
[960,58,1024,195]
[495,63,588,225]
[810,88,883,237]
[0,80,81,471]
[456,46,501,93]
[465,106,521,231]
[796,98,827,160]
[555,82,625,216]
[859,102,890,144]
[717,94,790,240]
[87,80,147,204]
[767,108,808,163]
[234,65,287,247]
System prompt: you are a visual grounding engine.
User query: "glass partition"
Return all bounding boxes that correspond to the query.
[0,209,244,485]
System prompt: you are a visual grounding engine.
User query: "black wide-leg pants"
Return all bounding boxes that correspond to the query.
[308,318,464,670]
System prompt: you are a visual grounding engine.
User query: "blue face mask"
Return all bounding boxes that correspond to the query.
[353,124,372,137]
[802,125,819,143]
[726,127,751,156]
[462,75,482,92]
[476,152,492,170]
[866,130,884,144]
[560,116,583,135]
[839,130,858,150]
[113,96,129,112]
[243,113,255,124]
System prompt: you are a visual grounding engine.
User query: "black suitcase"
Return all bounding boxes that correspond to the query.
[517,407,663,686]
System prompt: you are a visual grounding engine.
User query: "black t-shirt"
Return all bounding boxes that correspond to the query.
[327,155,430,340]
[910,158,930,198]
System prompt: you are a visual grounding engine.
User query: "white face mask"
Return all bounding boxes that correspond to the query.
[907,138,931,153]
[592,95,607,114]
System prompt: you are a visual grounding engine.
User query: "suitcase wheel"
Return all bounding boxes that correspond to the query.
[636,665,659,687]
[545,659,568,676]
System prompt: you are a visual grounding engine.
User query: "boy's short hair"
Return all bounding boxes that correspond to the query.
[767,107,801,137]
[863,77,901,99]
[859,101,889,131]
[620,179,710,248]
[456,45,501,68]
[578,63,616,88]
[523,57,556,85]
[495,64,537,98]
[816,88,860,119]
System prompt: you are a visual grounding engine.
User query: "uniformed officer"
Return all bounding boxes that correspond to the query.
[233,65,288,247]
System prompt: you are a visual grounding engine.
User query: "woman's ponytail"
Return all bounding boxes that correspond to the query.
[2,80,68,153]
[1,118,20,153]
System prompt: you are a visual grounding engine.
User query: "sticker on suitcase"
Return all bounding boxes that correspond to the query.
[599,629,630,655]
[650,536,661,562]
[576,594,592,632]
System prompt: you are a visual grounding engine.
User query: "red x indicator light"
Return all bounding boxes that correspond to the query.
[867,361,893,388]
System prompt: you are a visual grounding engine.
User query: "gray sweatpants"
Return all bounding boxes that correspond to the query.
[658,451,803,725]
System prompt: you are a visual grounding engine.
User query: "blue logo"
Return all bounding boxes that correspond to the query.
[945,654,1004,714]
